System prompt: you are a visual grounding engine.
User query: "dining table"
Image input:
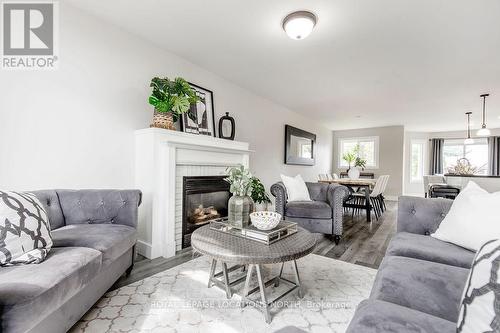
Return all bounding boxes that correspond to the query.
[319,178,377,222]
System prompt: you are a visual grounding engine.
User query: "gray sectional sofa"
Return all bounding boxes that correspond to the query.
[346,196,474,332]
[0,189,142,333]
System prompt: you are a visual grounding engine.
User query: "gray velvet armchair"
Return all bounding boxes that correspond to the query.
[270,182,349,244]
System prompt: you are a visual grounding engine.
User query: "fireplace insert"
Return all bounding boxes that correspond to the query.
[182,175,230,248]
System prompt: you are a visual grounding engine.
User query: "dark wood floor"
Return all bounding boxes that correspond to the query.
[113,201,397,289]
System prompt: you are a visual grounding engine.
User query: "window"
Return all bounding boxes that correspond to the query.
[338,136,379,169]
[442,138,489,175]
[410,140,426,183]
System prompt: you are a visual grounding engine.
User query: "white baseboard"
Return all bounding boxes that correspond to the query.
[384,195,399,201]
[403,193,425,198]
[136,239,152,259]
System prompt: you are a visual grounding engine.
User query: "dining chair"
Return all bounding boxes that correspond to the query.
[349,175,389,220]
[379,175,390,212]
[423,175,446,198]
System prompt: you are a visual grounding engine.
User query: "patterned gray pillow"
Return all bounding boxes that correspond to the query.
[457,239,500,332]
[0,191,53,266]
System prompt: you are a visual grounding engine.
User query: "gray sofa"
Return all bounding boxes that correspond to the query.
[346,196,475,333]
[0,189,142,333]
[271,182,349,244]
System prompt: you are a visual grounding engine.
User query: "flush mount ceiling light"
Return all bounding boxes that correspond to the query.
[477,93,491,136]
[464,112,475,145]
[282,11,317,40]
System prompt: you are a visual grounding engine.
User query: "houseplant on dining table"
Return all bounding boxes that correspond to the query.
[343,144,367,179]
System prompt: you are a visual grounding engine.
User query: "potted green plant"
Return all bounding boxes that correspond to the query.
[343,144,367,179]
[225,165,254,228]
[342,151,357,170]
[250,177,271,212]
[148,77,199,130]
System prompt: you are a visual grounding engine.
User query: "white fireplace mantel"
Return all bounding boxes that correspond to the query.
[134,128,251,259]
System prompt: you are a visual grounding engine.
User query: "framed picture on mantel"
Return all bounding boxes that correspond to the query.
[181,83,216,137]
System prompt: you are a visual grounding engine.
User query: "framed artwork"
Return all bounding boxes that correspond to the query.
[181,83,216,137]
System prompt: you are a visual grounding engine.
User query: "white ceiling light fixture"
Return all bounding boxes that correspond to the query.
[282,11,317,40]
[464,112,475,145]
[477,93,491,136]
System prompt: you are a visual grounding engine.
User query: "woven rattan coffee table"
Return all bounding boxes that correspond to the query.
[191,225,316,323]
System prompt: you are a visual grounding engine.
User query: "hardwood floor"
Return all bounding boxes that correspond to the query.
[313,201,397,269]
[113,201,397,289]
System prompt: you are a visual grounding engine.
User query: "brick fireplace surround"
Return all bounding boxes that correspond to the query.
[134,128,250,259]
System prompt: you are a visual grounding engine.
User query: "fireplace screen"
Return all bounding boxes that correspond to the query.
[182,176,230,248]
[185,191,229,226]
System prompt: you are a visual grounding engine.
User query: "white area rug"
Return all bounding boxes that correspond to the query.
[71,254,376,333]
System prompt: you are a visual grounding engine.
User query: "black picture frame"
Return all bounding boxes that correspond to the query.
[180,83,216,137]
[285,125,316,166]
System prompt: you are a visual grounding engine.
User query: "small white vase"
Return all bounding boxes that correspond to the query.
[348,167,361,180]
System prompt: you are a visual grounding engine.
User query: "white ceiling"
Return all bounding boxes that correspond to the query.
[68,0,500,132]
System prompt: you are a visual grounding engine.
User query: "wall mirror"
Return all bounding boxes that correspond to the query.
[285,125,316,166]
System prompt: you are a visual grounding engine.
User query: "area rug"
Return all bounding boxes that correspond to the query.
[70,254,376,333]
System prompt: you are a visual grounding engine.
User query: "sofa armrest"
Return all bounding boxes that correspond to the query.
[326,184,350,207]
[327,184,349,236]
[397,196,453,235]
[270,182,287,217]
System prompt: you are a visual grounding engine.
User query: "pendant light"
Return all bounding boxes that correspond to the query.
[477,93,491,136]
[464,112,474,145]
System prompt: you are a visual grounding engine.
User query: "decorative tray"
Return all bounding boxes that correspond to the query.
[209,218,298,245]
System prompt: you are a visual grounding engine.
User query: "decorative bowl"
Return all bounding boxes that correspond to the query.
[250,211,282,230]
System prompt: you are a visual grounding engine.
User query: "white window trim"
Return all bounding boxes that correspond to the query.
[338,136,379,169]
[410,139,427,184]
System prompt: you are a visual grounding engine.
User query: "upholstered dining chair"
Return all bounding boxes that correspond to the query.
[423,175,446,198]
[348,175,390,220]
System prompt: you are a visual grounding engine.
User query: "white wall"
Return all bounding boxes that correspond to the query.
[332,126,405,198]
[0,3,332,193]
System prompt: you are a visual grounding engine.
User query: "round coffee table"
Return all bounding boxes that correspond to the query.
[191,225,316,323]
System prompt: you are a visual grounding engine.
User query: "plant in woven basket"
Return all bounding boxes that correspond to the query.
[148,77,199,130]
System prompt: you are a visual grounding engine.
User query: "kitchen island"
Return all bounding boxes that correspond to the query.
[445,174,500,192]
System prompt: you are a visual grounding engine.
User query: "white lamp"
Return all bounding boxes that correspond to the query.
[282,11,317,40]
[477,93,491,136]
[465,112,475,145]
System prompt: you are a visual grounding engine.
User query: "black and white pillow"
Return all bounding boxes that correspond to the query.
[457,239,500,332]
[0,191,53,266]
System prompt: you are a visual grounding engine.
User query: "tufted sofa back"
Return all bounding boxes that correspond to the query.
[32,190,65,230]
[397,196,453,235]
[32,189,142,230]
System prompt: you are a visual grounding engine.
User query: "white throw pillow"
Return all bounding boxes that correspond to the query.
[0,191,53,266]
[457,239,500,332]
[431,181,500,251]
[280,174,311,202]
